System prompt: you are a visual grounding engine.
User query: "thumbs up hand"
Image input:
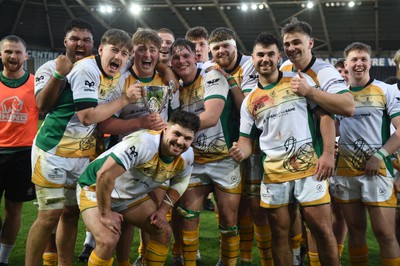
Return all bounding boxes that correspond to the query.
[290,70,315,97]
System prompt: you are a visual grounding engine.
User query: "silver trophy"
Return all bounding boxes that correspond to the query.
[141,80,174,113]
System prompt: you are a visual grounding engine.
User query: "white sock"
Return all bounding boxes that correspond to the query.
[83,231,95,247]
[0,243,14,263]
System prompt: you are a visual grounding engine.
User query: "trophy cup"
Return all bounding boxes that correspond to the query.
[141,80,174,113]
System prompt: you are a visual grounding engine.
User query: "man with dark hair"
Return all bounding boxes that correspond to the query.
[280,17,354,265]
[33,17,95,265]
[35,18,94,114]
[334,59,349,85]
[77,110,199,266]
[0,35,37,266]
[26,29,141,266]
[230,32,340,266]
[185,26,210,67]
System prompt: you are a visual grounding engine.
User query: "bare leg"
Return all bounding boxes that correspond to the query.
[56,205,80,265]
[25,209,63,266]
[302,204,339,266]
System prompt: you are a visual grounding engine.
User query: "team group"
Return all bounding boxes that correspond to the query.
[0,14,400,266]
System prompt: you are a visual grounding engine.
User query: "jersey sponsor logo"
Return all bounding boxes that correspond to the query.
[48,168,64,180]
[315,184,324,193]
[0,96,28,123]
[249,74,259,80]
[85,80,95,87]
[124,145,138,161]
[378,187,387,196]
[206,78,220,85]
[35,75,44,83]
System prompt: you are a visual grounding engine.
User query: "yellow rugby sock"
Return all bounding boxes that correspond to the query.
[239,216,254,264]
[182,229,199,266]
[381,257,400,266]
[145,240,169,266]
[42,252,57,266]
[291,233,302,251]
[255,224,273,266]
[88,251,114,266]
[166,208,172,222]
[348,245,368,266]
[220,229,240,266]
[117,260,131,266]
[138,238,145,257]
[308,251,321,266]
[337,244,345,258]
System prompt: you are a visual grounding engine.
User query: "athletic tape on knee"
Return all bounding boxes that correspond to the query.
[176,204,200,220]
[36,187,66,210]
[219,225,239,237]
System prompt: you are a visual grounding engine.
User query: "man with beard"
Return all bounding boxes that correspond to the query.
[0,35,37,266]
[208,27,274,266]
[230,32,339,266]
[157,28,175,66]
[26,29,143,266]
[77,110,199,266]
[280,17,354,266]
[33,18,95,264]
[35,18,95,115]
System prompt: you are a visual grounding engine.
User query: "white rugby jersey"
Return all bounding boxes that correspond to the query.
[78,130,194,199]
[336,79,400,177]
[202,53,259,94]
[35,55,121,157]
[178,68,237,164]
[240,71,319,183]
[280,56,348,95]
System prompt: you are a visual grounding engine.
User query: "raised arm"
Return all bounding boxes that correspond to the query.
[35,55,73,113]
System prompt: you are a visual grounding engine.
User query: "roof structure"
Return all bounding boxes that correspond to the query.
[1,0,399,57]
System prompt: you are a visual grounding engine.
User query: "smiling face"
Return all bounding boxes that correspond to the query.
[158,32,175,64]
[170,45,198,83]
[161,123,195,158]
[345,49,371,86]
[210,41,237,70]
[0,40,27,77]
[283,31,313,70]
[252,43,281,80]
[64,28,93,63]
[133,41,159,78]
[98,43,130,77]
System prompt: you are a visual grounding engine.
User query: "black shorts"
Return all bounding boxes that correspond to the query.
[0,149,36,202]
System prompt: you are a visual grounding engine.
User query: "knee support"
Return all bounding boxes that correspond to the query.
[176,204,200,220]
[219,225,239,237]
